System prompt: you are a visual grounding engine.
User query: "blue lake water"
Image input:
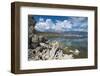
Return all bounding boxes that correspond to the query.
[48,37,88,58]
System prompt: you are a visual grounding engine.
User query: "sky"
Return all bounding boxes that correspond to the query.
[32,15,88,33]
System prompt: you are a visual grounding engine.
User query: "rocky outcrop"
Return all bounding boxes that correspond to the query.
[28,34,80,61]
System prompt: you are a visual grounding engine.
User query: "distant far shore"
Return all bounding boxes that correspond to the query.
[35,31,88,39]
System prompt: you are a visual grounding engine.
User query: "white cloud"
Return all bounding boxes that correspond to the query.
[70,17,87,27]
[54,20,72,32]
[34,17,87,32]
[35,18,50,32]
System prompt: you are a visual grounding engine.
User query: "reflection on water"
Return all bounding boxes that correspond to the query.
[48,37,88,58]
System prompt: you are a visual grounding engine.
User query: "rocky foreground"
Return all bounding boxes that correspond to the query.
[28,34,80,61]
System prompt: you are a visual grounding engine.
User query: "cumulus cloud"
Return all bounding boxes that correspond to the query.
[69,17,88,32]
[54,20,72,32]
[70,17,87,27]
[34,17,88,32]
[35,18,50,32]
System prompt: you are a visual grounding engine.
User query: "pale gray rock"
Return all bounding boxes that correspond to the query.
[28,35,80,60]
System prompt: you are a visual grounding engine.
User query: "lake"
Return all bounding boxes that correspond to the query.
[48,37,88,58]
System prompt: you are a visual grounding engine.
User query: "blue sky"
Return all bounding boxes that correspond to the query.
[32,15,88,32]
